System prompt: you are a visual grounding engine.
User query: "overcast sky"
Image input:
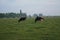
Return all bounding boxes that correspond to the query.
[0,0,60,16]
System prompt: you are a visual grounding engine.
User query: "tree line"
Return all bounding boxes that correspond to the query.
[0,10,43,18]
[0,13,43,18]
[0,12,21,18]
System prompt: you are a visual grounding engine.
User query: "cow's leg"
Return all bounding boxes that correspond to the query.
[18,19,21,22]
[18,19,19,22]
[35,19,37,23]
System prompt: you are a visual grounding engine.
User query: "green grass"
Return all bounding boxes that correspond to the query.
[0,17,60,40]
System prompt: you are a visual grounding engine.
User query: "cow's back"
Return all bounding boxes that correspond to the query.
[18,17,26,22]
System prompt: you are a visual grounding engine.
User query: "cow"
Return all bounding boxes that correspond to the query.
[35,16,44,23]
[18,17,26,22]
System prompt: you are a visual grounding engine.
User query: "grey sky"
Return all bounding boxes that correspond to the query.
[0,0,60,16]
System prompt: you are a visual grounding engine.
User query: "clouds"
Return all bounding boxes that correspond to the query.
[0,0,60,16]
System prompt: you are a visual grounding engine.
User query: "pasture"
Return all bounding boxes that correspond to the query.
[0,17,60,40]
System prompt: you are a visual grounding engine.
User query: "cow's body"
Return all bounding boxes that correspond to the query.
[35,16,44,23]
[18,17,26,22]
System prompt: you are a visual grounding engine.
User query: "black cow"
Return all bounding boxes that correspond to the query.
[35,16,44,23]
[18,17,26,22]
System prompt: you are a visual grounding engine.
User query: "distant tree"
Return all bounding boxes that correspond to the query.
[28,15,31,18]
[5,13,10,18]
[5,12,17,18]
[20,10,22,17]
[19,10,27,18]
[9,12,16,18]
[39,13,43,17]
[33,13,38,18]
[0,9,27,18]
[16,13,20,18]
[22,13,27,17]
[0,13,5,18]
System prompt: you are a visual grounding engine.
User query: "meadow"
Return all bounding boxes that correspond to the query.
[0,17,60,40]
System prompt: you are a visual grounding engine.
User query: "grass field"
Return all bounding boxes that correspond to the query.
[0,17,60,40]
